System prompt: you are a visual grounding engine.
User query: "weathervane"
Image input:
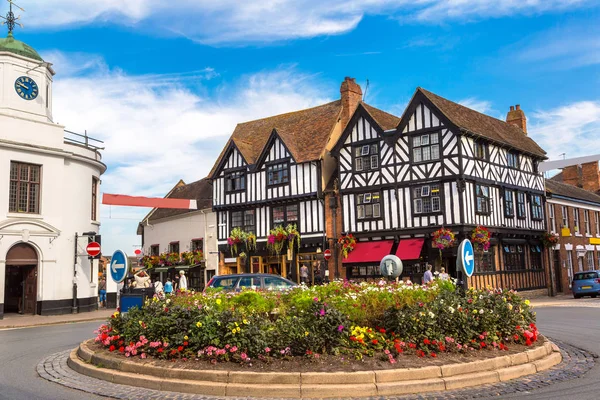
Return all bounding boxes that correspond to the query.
[1,0,25,35]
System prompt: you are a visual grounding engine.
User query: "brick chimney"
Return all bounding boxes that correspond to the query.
[340,77,362,129]
[506,104,527,134]
[562,164,583,188]
[561,161,600,193]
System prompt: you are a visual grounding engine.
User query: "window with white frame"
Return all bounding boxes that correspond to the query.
[531,194,543,221]
[475,184,490,214]
[548,203,556,233]
[562,206,569,229]
[354,143,379,172]
[504,189,515,218]
[573,208,580,233]
[507,151,519,168]
[413,184,441,214]
[9,161,41,214]
[517,192,526,219]
[412,133,440,163]
[356,192,381,219]
[587,251,595,270]
[584,209,591,235]
[566,250,573,272]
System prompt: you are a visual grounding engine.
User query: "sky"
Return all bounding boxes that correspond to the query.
[8,0,600,254]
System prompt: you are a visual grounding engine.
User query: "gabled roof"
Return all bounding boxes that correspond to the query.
[362,103,401,131]
[417,88,547,158]
[545,179,600,205]
[139,178,213,227]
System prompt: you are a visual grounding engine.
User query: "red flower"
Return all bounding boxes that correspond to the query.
[516,325,521,330]
[513,334,519,341]
[157,348,164,353]
[379,328,386,334]
[423,339,431,345]
[372,339,378,345]
[439,344,446,352]
[525,339,532,346]
[432,340,438,345]
[118,346,125,353]
[109,345,116,352]
[164,308,169,312]
[183,341,189,346]
[178,346,184,352]
[430,352,437,358]
[416,350,425,358]
[480,342,486,348]
[170,349,177,356]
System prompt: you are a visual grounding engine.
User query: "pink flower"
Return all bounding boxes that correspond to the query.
[319,309,326,316]
[140,353,147,359]
[337,325,344,332]
[264,347,271,353]
[231,346,238,352]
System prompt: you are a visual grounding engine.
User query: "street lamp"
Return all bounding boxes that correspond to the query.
[73,231,97,313]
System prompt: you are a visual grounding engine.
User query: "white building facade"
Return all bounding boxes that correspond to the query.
[0,33,106,317]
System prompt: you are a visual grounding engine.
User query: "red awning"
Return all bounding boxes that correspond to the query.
[395,238,425,260]
[343,240,394,264]
[102,194,197,210]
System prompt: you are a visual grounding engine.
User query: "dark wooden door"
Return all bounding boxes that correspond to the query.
[553,251,563,293]
[24,266,37,314]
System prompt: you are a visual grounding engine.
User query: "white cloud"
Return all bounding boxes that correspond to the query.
[529,101,600,162]
[48,52,331,253]
[22,0,597,44]
[458,97,493,114]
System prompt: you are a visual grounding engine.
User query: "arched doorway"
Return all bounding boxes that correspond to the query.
[5,243,38,314]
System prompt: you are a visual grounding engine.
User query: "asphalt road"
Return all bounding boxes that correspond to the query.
[0,321,105,400]
[0,307,598,399]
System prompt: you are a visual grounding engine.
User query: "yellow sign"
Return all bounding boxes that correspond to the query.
[561,227,571,237]
[590,237,600,245]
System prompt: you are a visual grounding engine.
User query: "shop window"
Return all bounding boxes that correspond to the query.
[503,244,525,271]
[475,248,495,273]
[530,246,543,270]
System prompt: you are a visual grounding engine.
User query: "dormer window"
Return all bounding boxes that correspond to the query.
[507,151,519,168]
[412,132,440,163]
[354,143,379,172]
[225,170,246,193]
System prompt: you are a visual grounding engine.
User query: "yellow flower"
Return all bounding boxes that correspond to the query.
[138,320,143,326]
[243,319,249,325]
[184,335,188,340]
[235,322,239,327]
[236,327,241,333]
[305,331,309,336]
[231,329,236,334]
[196,321,203,328]
[524,299,530,306]
[217,321,221,326]
[216,298,222,305]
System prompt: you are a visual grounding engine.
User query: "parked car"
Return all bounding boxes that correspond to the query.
[572,270,600,298]
[205,273,297,292]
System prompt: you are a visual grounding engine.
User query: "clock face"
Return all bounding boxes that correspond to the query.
[15,76,39,100]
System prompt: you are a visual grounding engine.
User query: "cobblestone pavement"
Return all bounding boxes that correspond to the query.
[37,339,596,400]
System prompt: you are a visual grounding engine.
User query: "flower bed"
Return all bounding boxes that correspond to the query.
[95,280,539,366]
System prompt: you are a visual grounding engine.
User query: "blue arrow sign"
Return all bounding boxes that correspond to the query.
[110,250,129,283]
[458,239,475,277]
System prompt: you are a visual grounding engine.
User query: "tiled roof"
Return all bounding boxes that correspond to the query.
[147,178,213,223]
[545,179,600,205]
[419,88,547,158]
[362,103,401,130]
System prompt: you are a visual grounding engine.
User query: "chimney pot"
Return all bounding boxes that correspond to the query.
[340,77,363,128]
[506,104,527,134]
[515,104,520,110]
[510,106,514,111]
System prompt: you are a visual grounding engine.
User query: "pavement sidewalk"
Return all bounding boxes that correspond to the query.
[529,294,600,308]
[0,308,115,330]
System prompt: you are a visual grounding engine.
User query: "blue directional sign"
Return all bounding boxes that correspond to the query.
[457,239,475,277]
[110,250,129,283]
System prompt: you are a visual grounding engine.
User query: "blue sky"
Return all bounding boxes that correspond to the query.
[10,1,600,254]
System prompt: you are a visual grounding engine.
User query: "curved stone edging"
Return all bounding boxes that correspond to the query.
[69,338,562,398]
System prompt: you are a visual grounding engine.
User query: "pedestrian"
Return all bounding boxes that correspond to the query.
[300,264,309,285]
[178,270,188,291]
[164,278,173,295]
[314,267,323,285]
[423,264,433,285]
[154,280,165,300]
[439,266,450,281]
[98,277,106,308]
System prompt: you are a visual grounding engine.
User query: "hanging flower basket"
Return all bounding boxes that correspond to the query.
[182,250,203,266]
[541,232,559,248]
[267,225,288,255]
[286,223,301,252]
[246,233,257,252]
[140,255,160,270]
[471,225,491,252]
[338,233,357,259]
[432,227,456,250]
[227,227,248,256]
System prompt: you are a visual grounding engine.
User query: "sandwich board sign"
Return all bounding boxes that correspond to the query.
[457,239,475,278]
[110,250,130,283]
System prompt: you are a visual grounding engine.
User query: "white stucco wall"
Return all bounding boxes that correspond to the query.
[141,209,218,281]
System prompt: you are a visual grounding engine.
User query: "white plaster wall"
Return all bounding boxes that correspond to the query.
[142,210,218,279]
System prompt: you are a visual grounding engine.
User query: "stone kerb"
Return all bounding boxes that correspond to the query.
[70,338,563,398]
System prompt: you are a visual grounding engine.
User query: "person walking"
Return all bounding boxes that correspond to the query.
[164,278,173,295]
[314,267,323,285]
[422,264,433,285]
[98,277,106,308]
[178,270,188,291]
[300,264,309,285]
[439,266,450,281]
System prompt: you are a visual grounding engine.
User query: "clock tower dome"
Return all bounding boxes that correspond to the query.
[0,3,54,123]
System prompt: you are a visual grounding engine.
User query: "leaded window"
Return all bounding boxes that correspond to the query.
[504,189,514,218]
[413,184,441,214]
[507,152,519,168]
[474,141,487,160]
[267,163,289,186]
[357,192,381,219]
[272,204,298,228]
[225,170,246,193]
[354,143,379,172]
[530,245,543,270]
[475,184,490,214]
[9,161,41,214]
[412,133,440,163]
[503,245,525,271]
[232,210,255,233]
[475,248,495,273]
[517,192,526,219]
[531,195,543,221]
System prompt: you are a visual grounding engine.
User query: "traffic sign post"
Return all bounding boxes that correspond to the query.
[110,250,130,284]
[86,242,101,258]
[457,239,475,278]
[323,249,332,261]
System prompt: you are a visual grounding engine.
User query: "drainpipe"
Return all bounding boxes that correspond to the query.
[72,233,78,314]
[329,195,339,279]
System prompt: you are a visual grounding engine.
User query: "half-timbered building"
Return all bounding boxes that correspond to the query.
[209,78,398,282]
[332,88,549,292]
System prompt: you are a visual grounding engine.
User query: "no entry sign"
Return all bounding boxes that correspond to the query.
[86,242,101,257]
[323,249,332,261]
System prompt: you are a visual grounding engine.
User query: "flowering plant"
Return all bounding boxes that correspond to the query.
[338,233,357,259]
[181,250,203,266]
[471,225,491,251]
[432,227,455,250]
[246,233,257,252]
[227,227,248,256]
[286,224,301,252]
[541,232,559,248]
[267,225,288,255]
[140,255,160,269]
